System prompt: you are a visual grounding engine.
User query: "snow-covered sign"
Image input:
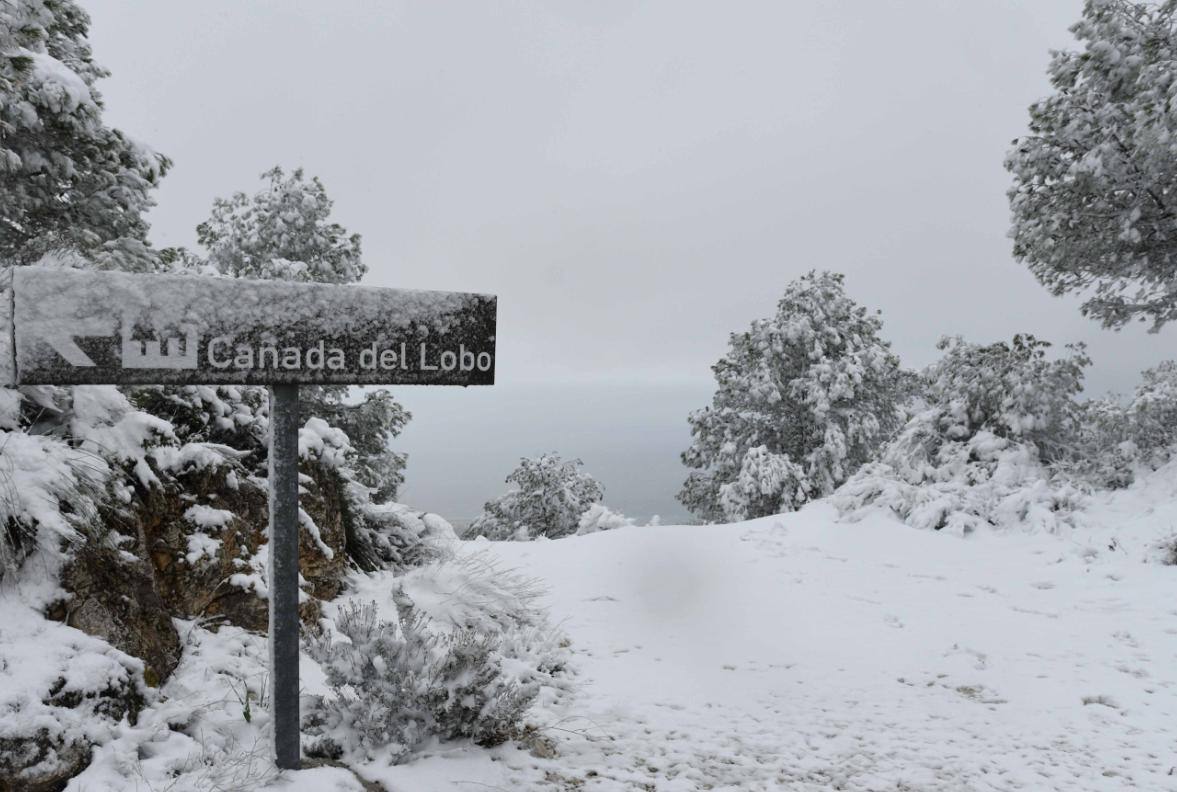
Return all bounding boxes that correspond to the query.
[1,267,496,386]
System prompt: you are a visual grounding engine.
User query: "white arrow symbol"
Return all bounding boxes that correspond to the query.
[39,316,113,367]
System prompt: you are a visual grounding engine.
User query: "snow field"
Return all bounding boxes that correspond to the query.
[49,471,1177,791]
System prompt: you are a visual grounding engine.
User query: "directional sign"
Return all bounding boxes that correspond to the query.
[3,267,496,386]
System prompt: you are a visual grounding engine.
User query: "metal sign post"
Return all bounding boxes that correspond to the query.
[268,383,301,769]
[2,266,497,770]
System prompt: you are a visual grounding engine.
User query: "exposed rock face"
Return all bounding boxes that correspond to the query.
[13,440,448,792]
[132,461,270,631]
[58,546,181,686]
[300,464,349,603]
[130,458,348,633]
[13,455,352,792]
[51,456,351,686]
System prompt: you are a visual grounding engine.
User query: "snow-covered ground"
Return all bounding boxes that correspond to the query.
[59,468,1177,792]
[352,477,1176,791]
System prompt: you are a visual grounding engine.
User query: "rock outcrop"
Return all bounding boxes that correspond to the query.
[50,454,351,685]
[56,546,181,686]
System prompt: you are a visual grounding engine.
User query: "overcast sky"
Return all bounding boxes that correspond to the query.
[86,0,1177,522]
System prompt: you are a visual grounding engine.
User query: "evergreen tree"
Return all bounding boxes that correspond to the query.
[679,271,902,522]
[0,0,177,576]
[196,166,365,283]
[467,453,605,540]
[181,167,408,499]
[311,389,409,503]
[1007,0,1177,330]
[0,0,169,268]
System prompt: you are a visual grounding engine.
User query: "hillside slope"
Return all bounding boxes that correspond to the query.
[53,468,1177,791]
[366,496,1177,791]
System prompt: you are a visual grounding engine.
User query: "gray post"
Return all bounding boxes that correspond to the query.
[268,384,301,770]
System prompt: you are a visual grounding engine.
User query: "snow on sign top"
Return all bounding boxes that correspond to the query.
[0,267,496,386]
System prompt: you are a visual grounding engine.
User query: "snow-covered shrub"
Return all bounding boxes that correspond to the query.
[304,598,546,763]
[299,416,352,470]
[0,384,180,577]
[0,428,109,575]
[422,626,537,746]
[135,382,408,502]
[927,334,1088,461]
[392,552,569,697]
[128,385,268,464]
[345,484,458,571]
[835,335,1091,534]
[576,502,635,535]
[836,414,1087,535]
[1128,360,1177,466]
[1056,396,1140,490]
[306,551,567,764]
[1157,535,1177,566]
[303,602,433,762]
[680,271,903,522]
[1052,361,1177,490]
[466,453,605,540]
[395,552,546,633]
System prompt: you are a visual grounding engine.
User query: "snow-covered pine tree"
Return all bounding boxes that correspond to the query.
[466,453,605,540]
[177,167,409,499]
[1007,0,1177,330]
[679,271,902,522]
[311,389,410,503]
[0,0,176,576]
[0,0,169,268]
[196,166,365,284]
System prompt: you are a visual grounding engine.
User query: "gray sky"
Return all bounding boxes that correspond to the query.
[86,0,1177,522]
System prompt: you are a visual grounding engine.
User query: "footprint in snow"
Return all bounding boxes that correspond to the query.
[1081,694,1121,709]
[945,644,989,670]
[883,614,904,629]
[955,684,1007,705]
[1031,581,1056,590]
[1115,664,1149,679]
